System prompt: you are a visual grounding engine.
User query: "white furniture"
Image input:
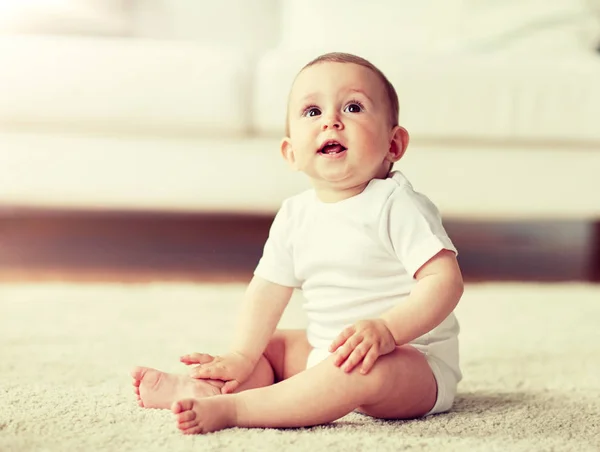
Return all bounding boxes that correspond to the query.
[1,0,599,220]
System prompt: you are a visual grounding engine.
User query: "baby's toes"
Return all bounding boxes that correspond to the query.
[181,425,203,435]
[172,399,195,414]
[176,408,196,423]
[177,419,198,431]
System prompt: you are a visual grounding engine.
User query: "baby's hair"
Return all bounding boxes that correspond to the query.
[285,52,400,136]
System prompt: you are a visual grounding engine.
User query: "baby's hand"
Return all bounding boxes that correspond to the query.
[186,351,256,394]
[180,353,224,388]
[180,352,216,366]
[329,319,396,374]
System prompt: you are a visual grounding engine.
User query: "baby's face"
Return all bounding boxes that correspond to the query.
[283,62,398,195]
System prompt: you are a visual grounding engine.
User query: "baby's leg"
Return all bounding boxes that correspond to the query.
[172,345,436,434]
[132,329,310,409]
[262,329,312,381]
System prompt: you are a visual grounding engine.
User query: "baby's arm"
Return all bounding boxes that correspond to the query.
[380,249,463,344]
[189,275,293,392]
[229,275,293,363]
[331,249,463,373]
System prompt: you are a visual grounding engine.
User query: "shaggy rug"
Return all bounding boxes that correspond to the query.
[0,282,599,451]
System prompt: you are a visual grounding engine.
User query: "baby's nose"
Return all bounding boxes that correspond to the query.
[321,117,342,130]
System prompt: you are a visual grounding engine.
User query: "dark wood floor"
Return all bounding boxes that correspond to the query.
[0,208,598,283]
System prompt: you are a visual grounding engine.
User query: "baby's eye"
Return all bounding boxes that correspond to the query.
[303,107,321,117]
[344,102,364,113]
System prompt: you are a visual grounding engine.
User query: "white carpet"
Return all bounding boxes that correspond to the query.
[1,282,599,451]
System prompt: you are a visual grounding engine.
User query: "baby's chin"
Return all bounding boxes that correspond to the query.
[312,172,373,191]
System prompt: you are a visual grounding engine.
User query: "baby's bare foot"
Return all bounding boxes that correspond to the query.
[172,397,237,434]
[131,366,223,409]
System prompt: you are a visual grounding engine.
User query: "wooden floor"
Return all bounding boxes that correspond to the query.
[0,208,598,283]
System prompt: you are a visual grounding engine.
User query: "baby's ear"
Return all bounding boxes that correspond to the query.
[280,137,297,168]
[387,126,409,163]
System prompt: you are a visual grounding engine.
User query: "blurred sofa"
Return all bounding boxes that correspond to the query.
[1,0,599,220]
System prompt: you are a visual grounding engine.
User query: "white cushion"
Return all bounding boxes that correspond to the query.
[280,0,458,53]
[0,133,306,215]
[1,131,599,220]
[253,50,600,143]
[131,0,281,52]
[280,0,599,54]
[0,36,252,135]
[454,0,600,55]
[0,0,130,36]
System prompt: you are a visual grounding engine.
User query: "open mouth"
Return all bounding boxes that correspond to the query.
[318,140,347,155]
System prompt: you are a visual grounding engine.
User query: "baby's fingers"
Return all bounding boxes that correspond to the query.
[329,325,355,353]
[221,380,240,394]
[192,364,230,380]
[180,353,214,365]
[359,346,379,375]
[341,343,370,373]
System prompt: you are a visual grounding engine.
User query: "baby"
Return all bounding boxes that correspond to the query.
[131,52,464,435]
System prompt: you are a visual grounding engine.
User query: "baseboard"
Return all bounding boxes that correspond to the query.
[0,208,597,282]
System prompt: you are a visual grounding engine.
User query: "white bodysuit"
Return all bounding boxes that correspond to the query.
[254,171,461,415]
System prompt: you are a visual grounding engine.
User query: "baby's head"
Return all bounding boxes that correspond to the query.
[285,53,400,136]
[281,52,409,197]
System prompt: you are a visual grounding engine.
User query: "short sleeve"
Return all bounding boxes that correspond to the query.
[254,200,301,288]
[379,188,457,278]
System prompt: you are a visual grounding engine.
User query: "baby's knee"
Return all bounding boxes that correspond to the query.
[361,361,393,395]
[263,331,287,380]
[264,331,286,361]
[361,348,422,392]
[266,330,311,381]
